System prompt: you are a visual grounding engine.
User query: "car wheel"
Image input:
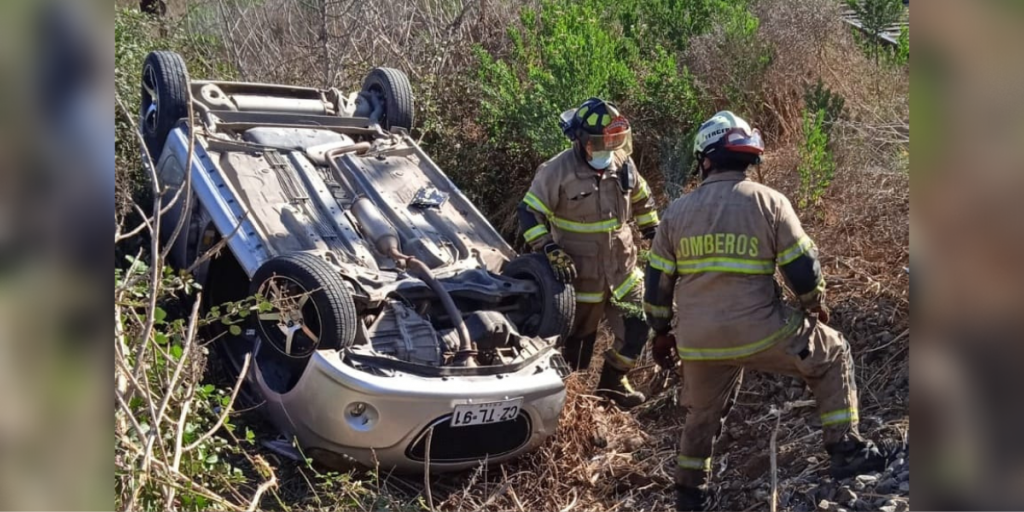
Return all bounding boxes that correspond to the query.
[361,67,414,132]
[502,253,575,342]
[250,253,358,358]
[139,50,189,162]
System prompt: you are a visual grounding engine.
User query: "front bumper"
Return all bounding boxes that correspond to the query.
[254,347,567,473]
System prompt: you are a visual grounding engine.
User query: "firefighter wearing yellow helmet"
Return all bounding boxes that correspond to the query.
[517,97,660,408]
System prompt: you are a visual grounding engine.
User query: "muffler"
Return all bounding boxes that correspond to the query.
[350,197,477,366]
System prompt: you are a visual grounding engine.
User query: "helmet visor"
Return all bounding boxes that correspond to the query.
[581,117,633,155]
[720,127,764,155]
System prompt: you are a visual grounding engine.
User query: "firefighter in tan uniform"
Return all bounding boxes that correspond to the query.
[518,98,660,409]
[643,112,893,511]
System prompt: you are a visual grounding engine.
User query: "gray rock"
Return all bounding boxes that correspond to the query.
[853,498,873,511]
[898,481,910,493]
[894,499,910,512]
[853,480,866,491]
[879,506,896,512]
[818,499,834,511]
[855,474,878,485]
[897,470,910,482]
[877,477,899,494]
[835,487,857,505]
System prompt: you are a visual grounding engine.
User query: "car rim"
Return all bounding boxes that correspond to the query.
[255,275,324,358]
[141,64,160,136]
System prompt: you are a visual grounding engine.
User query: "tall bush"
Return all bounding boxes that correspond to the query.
[845,0,906,64]
[797,109,836,208]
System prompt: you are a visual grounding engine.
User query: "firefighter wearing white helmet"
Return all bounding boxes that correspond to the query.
[643,111,896,510]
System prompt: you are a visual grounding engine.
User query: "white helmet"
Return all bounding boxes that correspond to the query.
[693,110,764,160]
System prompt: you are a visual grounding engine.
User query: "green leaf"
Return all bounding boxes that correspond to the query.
[201,384,215,395]
[229,325,242,336]
[258,301,274,313]
[170,345,183,360]
[205,454,219,465]
[154,332,169,345]
[154,307,167,325]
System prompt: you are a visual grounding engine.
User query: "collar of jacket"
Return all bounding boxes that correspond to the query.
[700,170,748,186]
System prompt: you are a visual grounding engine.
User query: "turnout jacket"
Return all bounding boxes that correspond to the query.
[643,171,825,360]
[518,148,659,304]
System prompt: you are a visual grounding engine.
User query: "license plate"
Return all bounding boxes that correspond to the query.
[450,398,524,427]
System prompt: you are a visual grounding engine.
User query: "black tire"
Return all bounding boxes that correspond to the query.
[140,50,189,162]
[361,67,414,132]
[249,253,358,358]
[502,253,576,342]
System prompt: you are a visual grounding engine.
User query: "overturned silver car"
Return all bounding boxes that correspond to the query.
[141,50,574,472]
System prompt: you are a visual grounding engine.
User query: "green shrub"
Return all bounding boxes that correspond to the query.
[797,109,836,208]
[889,24,910,67]
[463,0,756,222]
[845,0,906,65]
[115,258,261,511]
[803,78,846,135]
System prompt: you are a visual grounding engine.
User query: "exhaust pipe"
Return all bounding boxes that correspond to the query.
[350,197,477,366]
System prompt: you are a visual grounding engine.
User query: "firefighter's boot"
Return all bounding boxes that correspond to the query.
[562,333,596,371]
[827,438,892,480]
[595,360,646,409]
[675,485,716,512]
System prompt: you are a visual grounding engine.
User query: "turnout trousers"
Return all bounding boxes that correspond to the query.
[675,318,862,487]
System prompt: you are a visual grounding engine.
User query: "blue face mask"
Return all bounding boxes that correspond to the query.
[589,151,614,170]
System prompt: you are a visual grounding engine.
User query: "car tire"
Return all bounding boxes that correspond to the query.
[140,50,189,162]
[249,253,358,358]
[502,253,575,342]
[361,67,414,132]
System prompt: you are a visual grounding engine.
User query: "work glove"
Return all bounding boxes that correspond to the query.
[640,225,658,241]
[651,332,678,371]
[800,289,829,323]
[543,243,577,283]
[807,304,830,324]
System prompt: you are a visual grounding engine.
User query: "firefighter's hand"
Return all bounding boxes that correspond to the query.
[807,304,830,324]
[543,243,577,283]
[651,332,678,370]
[641,225,657,241]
